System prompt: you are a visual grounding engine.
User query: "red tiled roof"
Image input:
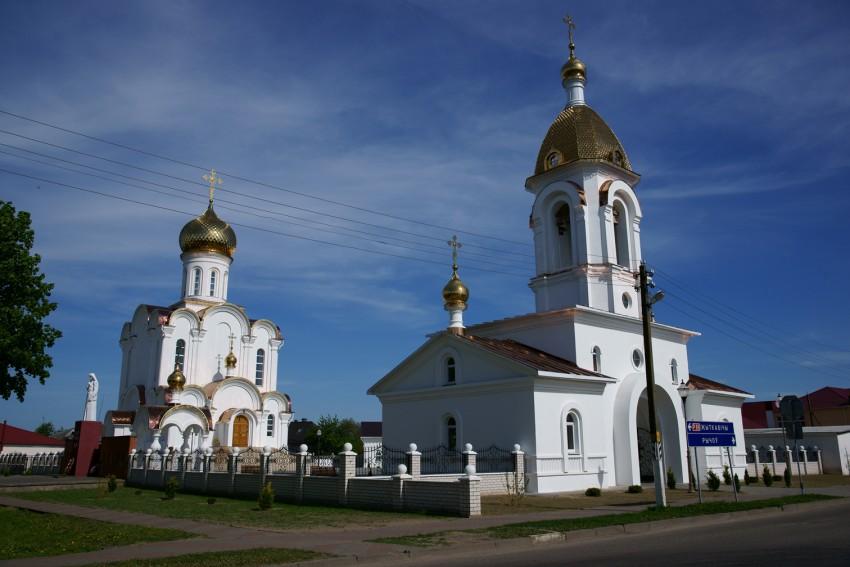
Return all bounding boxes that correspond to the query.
[688,373,750,395]
[801,387,850,410]
[0,423,64,447]
[360,421,382,437]
[459,335,607,377]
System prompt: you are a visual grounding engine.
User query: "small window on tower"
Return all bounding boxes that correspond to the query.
[547,151,561,169]
[446,417,457,450]
[670,359,679,384]
[446,357,456,384]
[192,268,202,296]
[209,270,217,297]
[266,414,274,436]
[632,349,644,369]
[174,339,186,370]
[591,346,602,373]
[255,349,265,386]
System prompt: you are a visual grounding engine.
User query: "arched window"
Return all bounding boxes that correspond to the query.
[446,357,456,384]
[613,201,629,267]
[255,349,265,386]
[670,359,679,384]
[591,346,602,373]
[554,203,572,268]
[209,269,218,297]
[446,417,457,450]
[266,414,275,436]
[192,267,202,296]
[565,412,581,454]
[174,339,186,369]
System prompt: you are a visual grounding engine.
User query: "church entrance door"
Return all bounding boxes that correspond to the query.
[232,415,249,447]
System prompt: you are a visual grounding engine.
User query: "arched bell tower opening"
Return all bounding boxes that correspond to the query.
[554,203,573,268]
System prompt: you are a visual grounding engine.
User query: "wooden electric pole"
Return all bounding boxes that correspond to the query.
[638,262,667,508]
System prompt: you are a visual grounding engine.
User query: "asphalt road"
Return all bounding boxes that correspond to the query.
[397,499,850,567]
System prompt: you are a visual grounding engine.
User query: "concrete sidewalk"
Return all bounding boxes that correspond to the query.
[2,484,848,566]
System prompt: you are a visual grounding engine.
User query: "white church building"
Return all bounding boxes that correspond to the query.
[103,173,292,454]
[369,30,751,493]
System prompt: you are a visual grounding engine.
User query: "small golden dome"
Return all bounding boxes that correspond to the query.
[225,350,237,369]
[442,269,469,310]
[167,364,186,391]
[179,204,237,258]
[561,55,586,82]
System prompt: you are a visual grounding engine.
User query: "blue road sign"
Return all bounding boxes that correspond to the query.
[687,421,737,447]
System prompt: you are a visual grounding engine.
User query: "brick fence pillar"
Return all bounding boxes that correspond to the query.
[338,443,357,505]
[459,465,481,517]
[406,443,421,479]
[391,464,410,511]
[814,446,823,474]
[800,446,809,476]
[462,443,477,473]
[750,444,760,477]
[128,449,137,481]
[512,444,526,488]
[785,445,792,477]
[768,445,777,475]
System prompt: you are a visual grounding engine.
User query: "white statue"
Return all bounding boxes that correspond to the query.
[83,373,99,421]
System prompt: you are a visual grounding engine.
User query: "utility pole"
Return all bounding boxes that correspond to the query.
[638,263,667,508]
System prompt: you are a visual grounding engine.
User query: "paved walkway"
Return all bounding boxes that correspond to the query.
[0,475,99,493]
[2,484,849,566]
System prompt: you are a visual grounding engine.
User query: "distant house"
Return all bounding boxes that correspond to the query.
[287,418,315,452]
[0,422,65,456]
[742,387,850,429]
[360,421,382,453]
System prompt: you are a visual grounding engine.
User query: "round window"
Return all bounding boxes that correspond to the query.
[622,292,632,309]
[547,151,561,169]
[632,349,644,368]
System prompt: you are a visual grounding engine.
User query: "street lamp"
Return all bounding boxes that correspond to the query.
[677,380,694,493]
[316,429,322,456]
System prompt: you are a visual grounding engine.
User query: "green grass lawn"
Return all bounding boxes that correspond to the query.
[0,506,195,559]
[80,548,328,567]
[374,494,839,547]
[13,486,423,530]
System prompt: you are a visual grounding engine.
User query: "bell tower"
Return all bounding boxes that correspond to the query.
[525,16,643,318]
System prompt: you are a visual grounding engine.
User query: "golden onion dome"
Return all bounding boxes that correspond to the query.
[535,105,631,175]
[561,55,586,82]
[179,203,237,258]
[166,364,186,391]
[442,269,469,310]
[224,350,237,369]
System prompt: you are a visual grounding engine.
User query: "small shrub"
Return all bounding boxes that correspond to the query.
[626,484,643,494]
[733,474,741,493]
[23,468,32,475]
[258,481,274,510]
[163,477,179,500]
[666,467,676,490]
[722,465,731,485]
[784,467,792,488]
[106,475,118,493]
[772,475,782,482]
[207,497,216,505]
[744,470,751,485]
[706,470,721,491]
[1,467,10,477]
[762,465,773,486]
[585,487,602,497]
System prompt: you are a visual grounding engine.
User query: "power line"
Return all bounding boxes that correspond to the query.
[660,297,848,382]
[654,267,850,356]
[0,128,534,260]
[0,146,532,270]
[0,108,530,246]
[0,166,531,278]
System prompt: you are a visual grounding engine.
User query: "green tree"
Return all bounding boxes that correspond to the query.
[0,202,61,401]
[304,415,363,454]
[34,422,55,437]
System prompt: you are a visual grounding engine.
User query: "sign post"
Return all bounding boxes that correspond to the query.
[687,421,738,503]
[780,396,805,496]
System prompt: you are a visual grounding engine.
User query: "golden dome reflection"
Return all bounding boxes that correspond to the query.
[167,364,186,391]
[442,270,469,310]
[179,204,237,258]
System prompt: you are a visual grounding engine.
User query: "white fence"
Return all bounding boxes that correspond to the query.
[0,451,64,475]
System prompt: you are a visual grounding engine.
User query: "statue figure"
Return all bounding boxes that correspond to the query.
[83,373,99,421]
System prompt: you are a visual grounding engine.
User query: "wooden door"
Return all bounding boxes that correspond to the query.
[232,415,249,447]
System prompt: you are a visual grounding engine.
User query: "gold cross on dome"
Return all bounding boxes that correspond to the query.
[563,14,576,55]
[203,169,223,203]
[447,235,462,270]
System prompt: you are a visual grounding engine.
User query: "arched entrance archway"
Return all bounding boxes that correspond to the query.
[613,374,686,486]
[232,415,250,447]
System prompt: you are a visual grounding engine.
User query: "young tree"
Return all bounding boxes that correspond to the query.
[304,415,364,454]
[35,421,55,437]
[0,201,61,401]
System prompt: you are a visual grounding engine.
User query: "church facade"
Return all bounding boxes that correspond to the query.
[369,32,750,493]
[103,175,292,454]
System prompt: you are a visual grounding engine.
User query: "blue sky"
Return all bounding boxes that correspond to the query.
[1,1,848,431]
